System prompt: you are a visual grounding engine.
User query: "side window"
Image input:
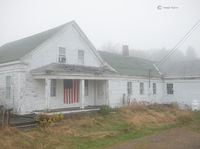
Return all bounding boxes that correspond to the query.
[6,76,11,99]
[85,80,89,96]
[127,82,132,95]
[153,83,156,94]
[58,47,66,63]
[78,50,84,65]
[50,79,56,97]
[140,82,144,95]
[167,83,174,94]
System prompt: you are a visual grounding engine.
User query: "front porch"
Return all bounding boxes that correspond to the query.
[43,78,109,112]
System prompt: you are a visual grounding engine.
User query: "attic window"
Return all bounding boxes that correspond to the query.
[78,50,84,65]
[59,47,66,63]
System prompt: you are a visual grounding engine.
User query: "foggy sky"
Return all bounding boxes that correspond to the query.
[0,0,199,55]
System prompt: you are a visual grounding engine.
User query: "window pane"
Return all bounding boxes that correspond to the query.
[6,76,11,99]
[127,82,132,95]
[85,80,89,96]
[59,47,66,63]
[153,83,156,94]
[140,82,144,95]
[59,47,66,55]
[167,83,173,94]
[51,79,56,97]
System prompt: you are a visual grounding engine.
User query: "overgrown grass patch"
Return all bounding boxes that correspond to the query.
[0,103,199,149]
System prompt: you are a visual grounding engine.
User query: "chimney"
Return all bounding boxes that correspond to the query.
[122,45,129,56]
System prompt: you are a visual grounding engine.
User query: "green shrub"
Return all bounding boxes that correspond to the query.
[99,105,111,115]
[35,113,64,126]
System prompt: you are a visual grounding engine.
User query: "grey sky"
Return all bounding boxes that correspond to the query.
[0,0,199,54]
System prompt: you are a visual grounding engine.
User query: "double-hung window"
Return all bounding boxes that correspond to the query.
[78,50,84,64]
[85,80,89,96]
[50,79,56,97]
[58,47,66,63]
[153,83,156,94]
[167,83,174,94]
[140,82,144,95]
[127,82,132,95]
[6,76,11,99]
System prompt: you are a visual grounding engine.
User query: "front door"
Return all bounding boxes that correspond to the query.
[95,80,105,106]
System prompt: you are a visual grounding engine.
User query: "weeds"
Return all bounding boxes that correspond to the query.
[0,103,198,149]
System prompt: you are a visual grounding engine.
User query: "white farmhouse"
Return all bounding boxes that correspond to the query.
[0,21,199,114]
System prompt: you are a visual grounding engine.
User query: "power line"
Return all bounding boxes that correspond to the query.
[157,19,200,67]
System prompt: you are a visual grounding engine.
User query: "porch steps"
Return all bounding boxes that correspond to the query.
[15,123,37,130]
[35,108,100,115]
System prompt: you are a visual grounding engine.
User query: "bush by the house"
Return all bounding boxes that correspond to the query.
[35,113,64,126]
[99,105,111,115]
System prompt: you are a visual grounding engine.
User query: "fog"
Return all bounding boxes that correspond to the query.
[0,0,200,59]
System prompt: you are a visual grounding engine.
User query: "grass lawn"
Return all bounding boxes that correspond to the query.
[0,103,200,149]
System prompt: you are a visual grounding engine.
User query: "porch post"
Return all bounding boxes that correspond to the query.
[80,79,85,109]
[45,78,51,111]
[105,80,110,106]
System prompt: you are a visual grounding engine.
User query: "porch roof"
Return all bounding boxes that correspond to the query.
[31,63,116,75]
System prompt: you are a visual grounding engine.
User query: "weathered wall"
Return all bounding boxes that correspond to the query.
[108,78,163,107]
[0,63,26,113]
[22,23,102,71]
[162,79,200,108]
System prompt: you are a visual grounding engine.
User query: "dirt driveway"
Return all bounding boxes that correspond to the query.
[107,125,200,149]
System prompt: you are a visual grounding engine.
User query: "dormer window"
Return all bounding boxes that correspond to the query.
[78,50,84,65]
[59,47,66,63]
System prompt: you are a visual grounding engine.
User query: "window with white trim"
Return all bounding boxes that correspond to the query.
[6,76,11,99]
[153,83,156,94]
[167,83,174,94]
[78,50,84,64]
[85,80,89,96]
[127,82,132,95]
[50,79,56,97]
[58,47,66,63]
[140,82,144,95]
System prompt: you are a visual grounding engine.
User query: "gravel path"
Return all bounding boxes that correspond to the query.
[107,125,200,149]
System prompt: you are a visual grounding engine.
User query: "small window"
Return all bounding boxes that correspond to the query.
[167,83,174,94]
[50,79,56,97]
[127,82,132,95]
[153,83,156,94]
[6,76,11,99]
[78,50,84,64]
[85,80,89,96]
[140,82,144,95]
[58,47,66,63]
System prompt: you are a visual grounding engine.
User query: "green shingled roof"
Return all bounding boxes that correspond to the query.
[0,23,68,64]
[98,51,160,77]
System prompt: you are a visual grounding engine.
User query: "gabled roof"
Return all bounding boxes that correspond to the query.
[98,51,160,77]
[158,60,200,77]
[0,21,72,64]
